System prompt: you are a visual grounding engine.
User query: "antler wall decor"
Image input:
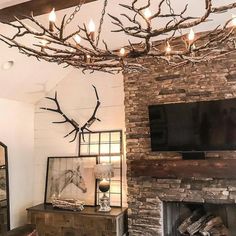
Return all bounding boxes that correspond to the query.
[0,0,236,73]
[41,85,101,142]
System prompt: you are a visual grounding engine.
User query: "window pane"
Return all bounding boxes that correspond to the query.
[100,144,110,154]
[111,156,121,168]
[111,132,121,142]
[110,181,121,194]
[111,143,120,153]
[112,170,121,181]
[90,133,99,143]
[82,133,90,143]
[90,144,99,155]
[100,156,110,163]
[110,194,121,206]
[80,144,89,155]
[101,133,110,143]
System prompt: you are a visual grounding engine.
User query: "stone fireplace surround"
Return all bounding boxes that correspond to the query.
[123,49,236,236]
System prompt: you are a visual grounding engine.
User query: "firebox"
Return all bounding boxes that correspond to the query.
[163,202,236,236]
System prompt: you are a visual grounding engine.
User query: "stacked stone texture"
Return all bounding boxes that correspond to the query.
[124,51,236,235]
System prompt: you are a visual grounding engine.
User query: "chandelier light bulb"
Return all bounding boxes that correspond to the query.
[41,39,48,47]
[88,19,96,41]
[232,14,236,26]
[49,8,56,23]
[143,8,152,20]
[86,54,91,63]
[74,34,81,45]
[49,8,56,31]
[120,47,126,56]
[69,48,76,53]
[40,39,48,52]
[188,28,195,41]
[165,41,171,53]
[89,19,96,33]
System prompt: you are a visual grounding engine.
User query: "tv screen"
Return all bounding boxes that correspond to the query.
[149,98,236,152]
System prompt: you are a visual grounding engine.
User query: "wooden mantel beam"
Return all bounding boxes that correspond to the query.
[0,0,97,23]
[130,159,236,179]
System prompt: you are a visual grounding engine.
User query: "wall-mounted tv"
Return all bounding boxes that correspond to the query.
[149,98,236,152]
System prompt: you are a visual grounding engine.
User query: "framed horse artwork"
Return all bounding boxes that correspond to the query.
[44,156,98,206]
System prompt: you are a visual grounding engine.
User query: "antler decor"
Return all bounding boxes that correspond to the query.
[0,0,236,73]
[40,85,101,142]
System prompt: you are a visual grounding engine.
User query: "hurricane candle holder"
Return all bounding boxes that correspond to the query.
[94,163,114,212]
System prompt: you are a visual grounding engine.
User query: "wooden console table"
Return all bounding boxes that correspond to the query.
[27,204,128,236]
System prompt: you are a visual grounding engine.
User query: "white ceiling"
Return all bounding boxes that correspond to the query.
[0,0,235,104]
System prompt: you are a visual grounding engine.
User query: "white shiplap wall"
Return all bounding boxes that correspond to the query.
[0,98,34,228]
[34,70,127,206]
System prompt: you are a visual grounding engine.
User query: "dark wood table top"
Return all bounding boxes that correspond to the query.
[27,204,127,218]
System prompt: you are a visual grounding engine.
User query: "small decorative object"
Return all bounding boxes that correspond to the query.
[94,163,114,212]
[40,85,100,143]
[52,198,84,211]
[44,156,98,206]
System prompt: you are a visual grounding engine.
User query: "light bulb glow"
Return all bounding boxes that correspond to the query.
[86,54,91,63]
[49,8,56,23]
[188,28,195,41]
[143,8,152,19]
[74,34,81,44]
[232,14,236,26]
[2,61,14,70]
[88,19,96,33]
[120,47,126,56]
[165,42,171,53]
[41,39,48,47]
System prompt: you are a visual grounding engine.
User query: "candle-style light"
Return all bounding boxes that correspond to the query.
[86,54,91,63]
[73,34,81,46]
[143,8,152,20]
[165,41,171,54]
[41,39,48,47]
[120,47,126,57]
[88,19,96,41]
[49,8,56,32]
[188,28,195,41]
[40,39,48,52]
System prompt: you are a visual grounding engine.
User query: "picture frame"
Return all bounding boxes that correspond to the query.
[44,156,98,206]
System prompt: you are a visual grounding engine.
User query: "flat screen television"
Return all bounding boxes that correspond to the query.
[149,98,236,152]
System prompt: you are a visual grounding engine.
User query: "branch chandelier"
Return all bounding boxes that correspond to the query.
[0,0,236,73]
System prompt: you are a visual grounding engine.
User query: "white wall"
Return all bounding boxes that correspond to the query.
[0,98,34,228]
[34,69,127,206]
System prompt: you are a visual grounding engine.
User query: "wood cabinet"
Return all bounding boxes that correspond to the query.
[27,204,128,236]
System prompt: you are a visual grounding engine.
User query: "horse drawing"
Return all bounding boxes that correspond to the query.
[50,164,87,199]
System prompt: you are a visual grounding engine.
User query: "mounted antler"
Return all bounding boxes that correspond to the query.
[40,85,101,142]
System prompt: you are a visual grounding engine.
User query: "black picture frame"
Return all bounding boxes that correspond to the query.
[44,156,98,206]
[0,142,10,231]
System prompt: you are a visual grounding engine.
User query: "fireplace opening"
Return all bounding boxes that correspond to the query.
[163,202,236,236]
